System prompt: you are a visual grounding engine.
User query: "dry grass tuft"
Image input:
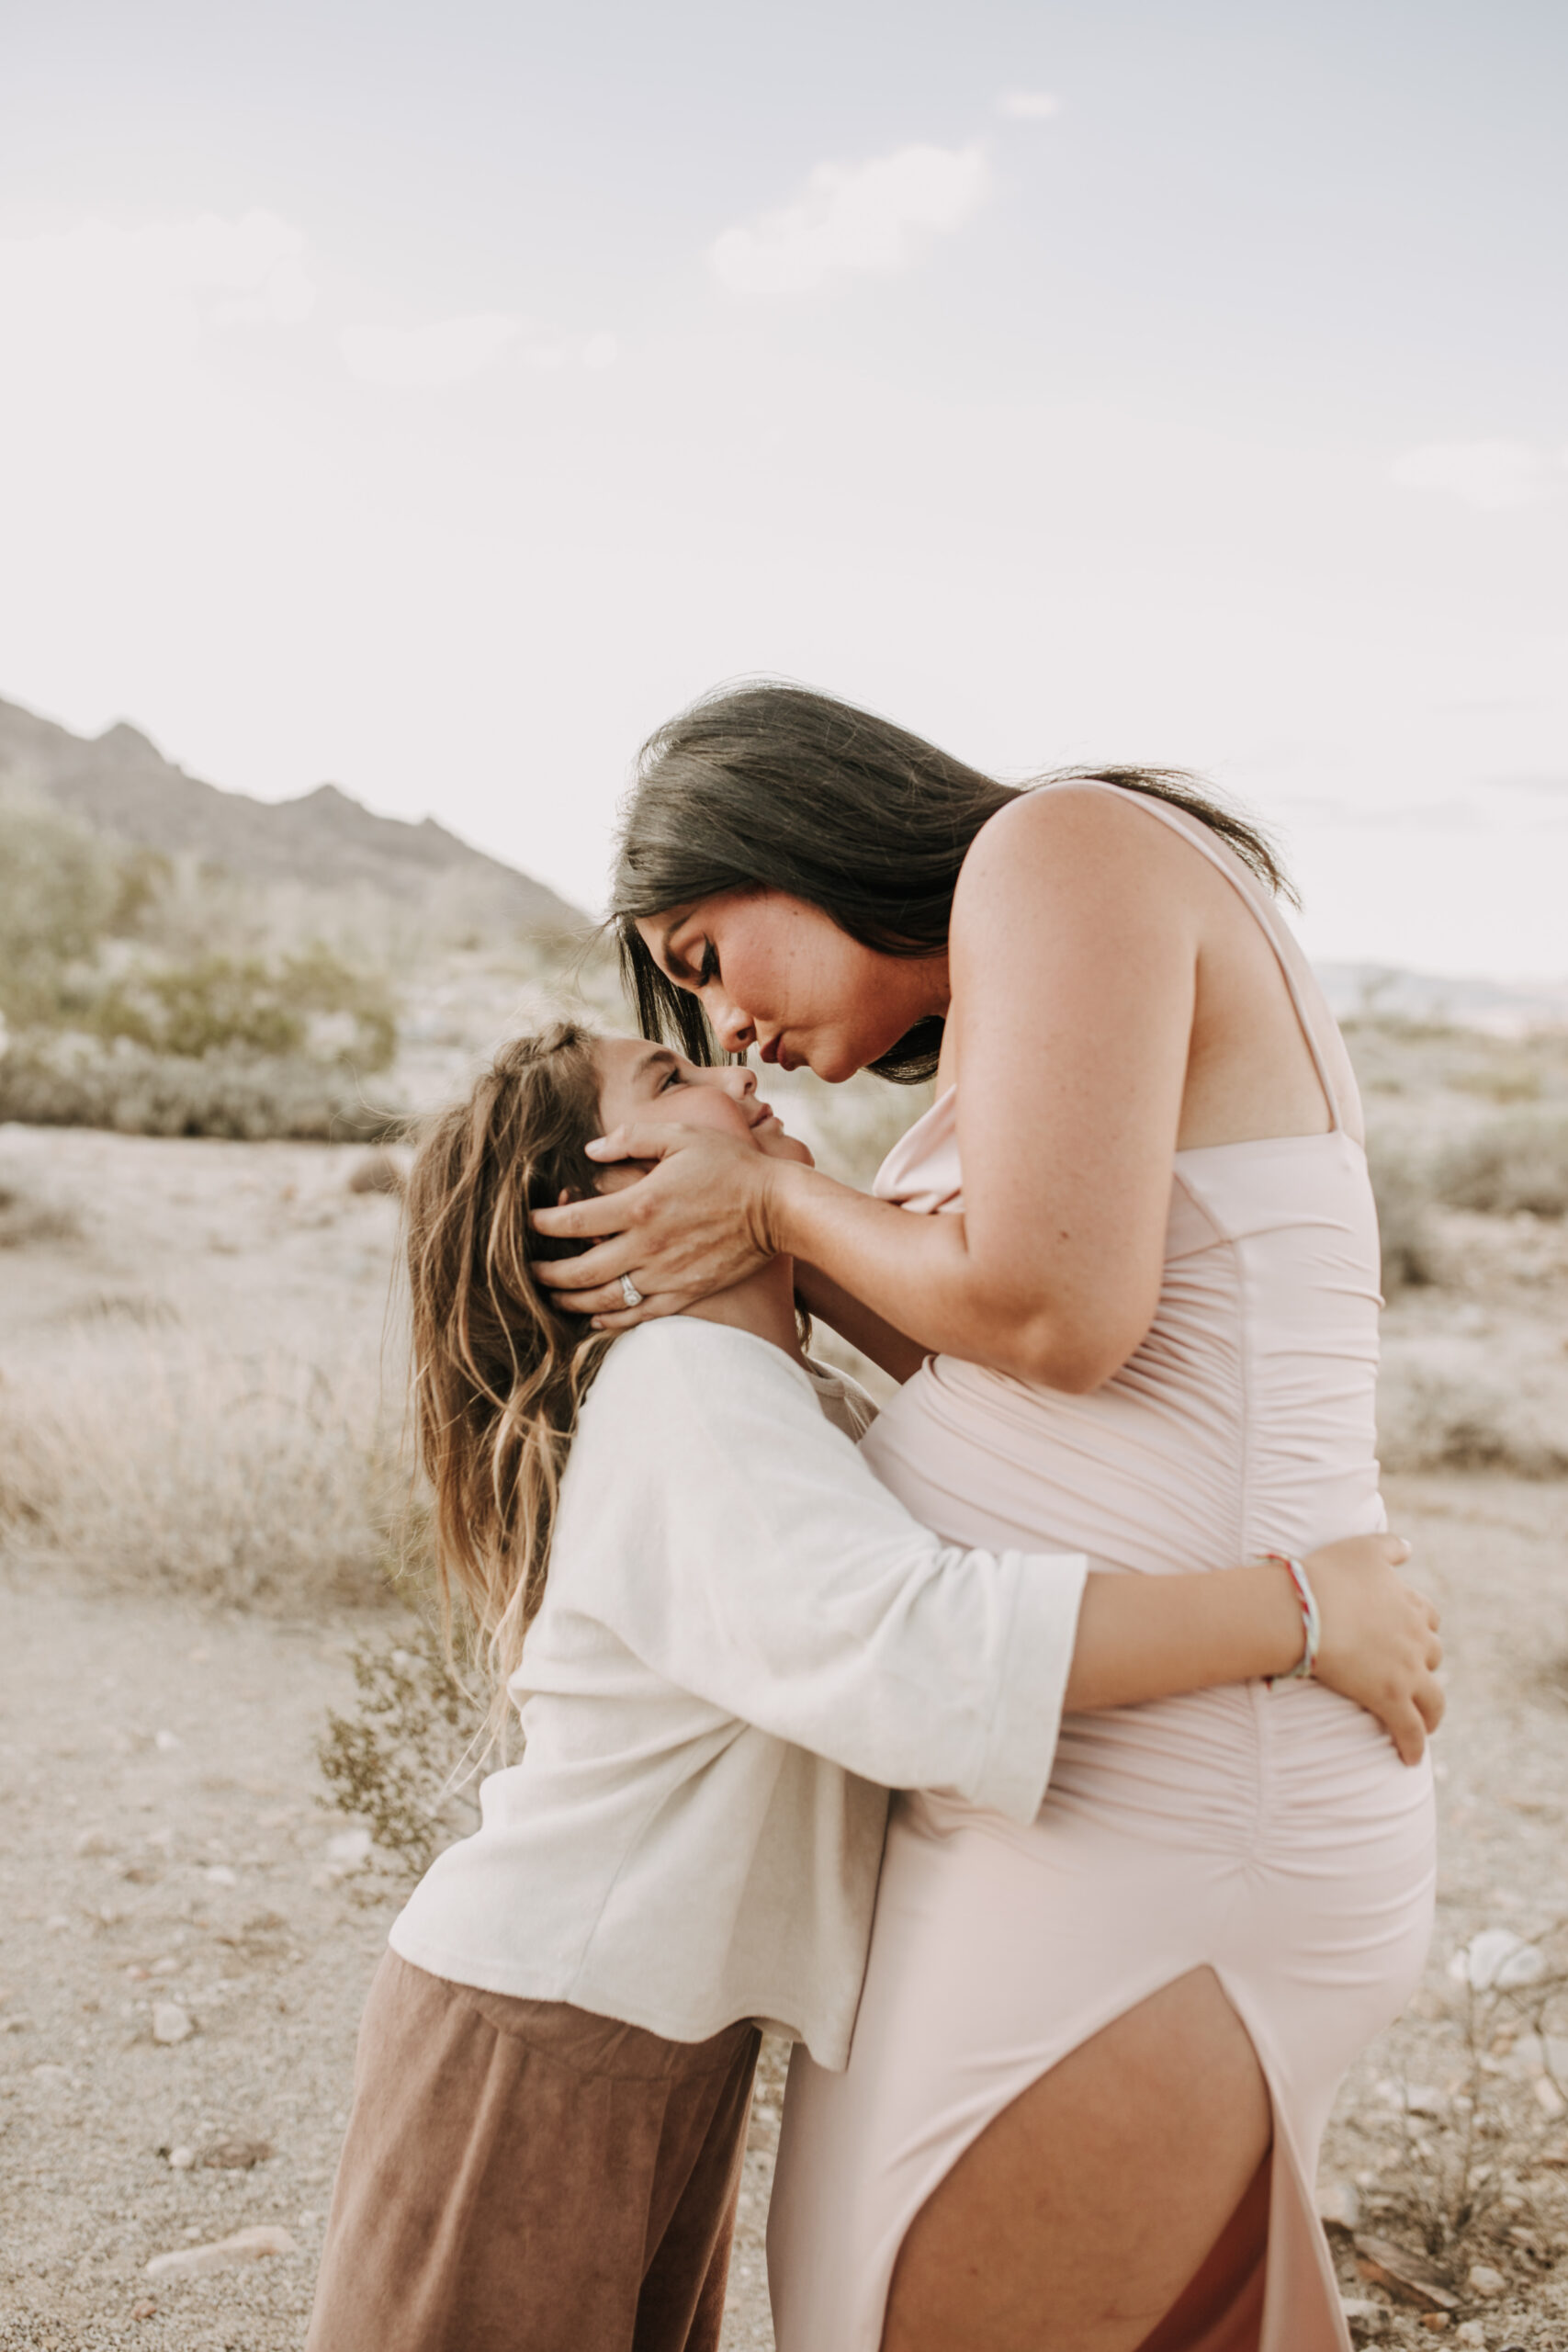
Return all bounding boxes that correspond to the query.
[0,1333,407,1611]
[0,1171,83,1250]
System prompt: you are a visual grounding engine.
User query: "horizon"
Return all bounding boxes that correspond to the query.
[8,679,1567,1003]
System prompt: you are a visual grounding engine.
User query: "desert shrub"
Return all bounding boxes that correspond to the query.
[1437,1112,1568,1220]
[318,1621,485,1879]
[1377,1350,1568,1477]
[1365,1136,1439,1295]
[0,804,124,1024]
[0,1335,403,1610]
[85,944,397,1073]
[0,1035,404,1142]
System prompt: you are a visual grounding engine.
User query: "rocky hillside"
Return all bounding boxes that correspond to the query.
[0,695,586,936]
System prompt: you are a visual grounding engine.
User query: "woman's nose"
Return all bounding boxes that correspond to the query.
[717,1062,758,1100]
[712,999,756,1054]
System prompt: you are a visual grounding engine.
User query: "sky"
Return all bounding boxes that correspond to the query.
[1,0,1564,978]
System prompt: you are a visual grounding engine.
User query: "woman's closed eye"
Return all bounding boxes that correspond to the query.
[696,943,719,988]
[658,1064,689,1092]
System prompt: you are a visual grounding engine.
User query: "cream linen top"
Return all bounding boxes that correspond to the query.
[389,1317,1089,2067]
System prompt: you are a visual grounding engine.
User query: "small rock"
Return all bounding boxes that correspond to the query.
[130,2301,157,2321]
[201,2136,272,2170]
[152,2002,193,2045]
[46,1913,71,1931]
[1450,1928,1545,1993]
[1339,2301,1390,2341]
[1534,2074,1566,2119]
[326,1826,372,1867]
[73,1827,115,1857]
[1421,2319,1449,2335]
[1317,2178,1360,2233]
[144,2224,296,2278]
[1466,2265,1506,2300]
[1455,2328,1485,2348]
[167,2145,196,2169]
[154,1729,182,1753]
[203,1864,238,1888]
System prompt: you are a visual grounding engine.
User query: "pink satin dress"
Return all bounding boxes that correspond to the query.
[766,788,1437,2352]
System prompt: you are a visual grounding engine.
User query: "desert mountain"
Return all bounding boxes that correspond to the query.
[0,693,587,935]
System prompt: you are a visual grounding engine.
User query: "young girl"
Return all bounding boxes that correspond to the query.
[304,1021,1439,2352]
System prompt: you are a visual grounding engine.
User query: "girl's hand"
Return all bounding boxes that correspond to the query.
[1303,1534,1444,1765]
[529,1125,784,1328]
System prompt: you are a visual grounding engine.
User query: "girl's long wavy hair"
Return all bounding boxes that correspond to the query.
[611,680,1297,1083]
[405,1023,612,1747]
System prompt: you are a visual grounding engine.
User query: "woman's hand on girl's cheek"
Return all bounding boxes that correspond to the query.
[529,1125,784,1323]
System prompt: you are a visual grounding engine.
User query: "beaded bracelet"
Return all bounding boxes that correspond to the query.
[1263,1552,1321,1688]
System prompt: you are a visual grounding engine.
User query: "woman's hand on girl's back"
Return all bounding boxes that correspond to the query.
[1303,1535,1443,1765]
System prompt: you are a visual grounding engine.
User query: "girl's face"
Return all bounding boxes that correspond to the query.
[635,890,945,1085]
[593,1034,812,1165]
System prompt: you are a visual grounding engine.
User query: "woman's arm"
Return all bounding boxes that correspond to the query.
[1070,1536,1443,1765]
[534,789,1204,1389]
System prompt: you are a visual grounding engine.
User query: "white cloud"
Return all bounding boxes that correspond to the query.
[1391,439,1566,512]
[339,312,522,390]
[996,90,1062,120]
[581,331,620,371]
[0,210,314,380]
[709,141,991,296]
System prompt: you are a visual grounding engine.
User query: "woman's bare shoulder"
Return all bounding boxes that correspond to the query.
[953,783,1196,930]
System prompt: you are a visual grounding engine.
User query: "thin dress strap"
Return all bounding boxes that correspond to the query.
[1043,779,1356,1142]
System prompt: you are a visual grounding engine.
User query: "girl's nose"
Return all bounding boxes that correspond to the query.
[717,1062,758,1100]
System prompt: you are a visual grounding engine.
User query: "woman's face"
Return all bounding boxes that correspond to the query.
[593,1033,812,1165]
[634,890,942,1085]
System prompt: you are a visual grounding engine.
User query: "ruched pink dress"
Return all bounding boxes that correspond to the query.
[766,788,1437,2352]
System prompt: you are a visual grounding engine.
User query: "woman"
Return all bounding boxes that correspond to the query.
[532,684,1438,2352]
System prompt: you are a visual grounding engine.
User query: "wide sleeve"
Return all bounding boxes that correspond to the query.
[545,1322,1088,1825]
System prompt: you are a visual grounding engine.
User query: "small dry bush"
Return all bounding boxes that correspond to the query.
[318,1620,486,1881]
[0,1036,404,1142]
[1437,1112,1568,1220]
[1368,1924,1568,2307]
[0,1333,403,1609]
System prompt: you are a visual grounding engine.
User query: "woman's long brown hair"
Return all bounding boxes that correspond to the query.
[404,1023,612,1747]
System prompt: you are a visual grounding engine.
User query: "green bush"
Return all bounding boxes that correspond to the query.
[0,805,124,1025]
[318,1623,485,1879]
[85,944,397,1073]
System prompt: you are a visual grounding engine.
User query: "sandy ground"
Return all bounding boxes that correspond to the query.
[3,1124,1567,2347]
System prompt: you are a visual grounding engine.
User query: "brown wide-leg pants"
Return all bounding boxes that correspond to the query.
[305,1949,761,2352]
